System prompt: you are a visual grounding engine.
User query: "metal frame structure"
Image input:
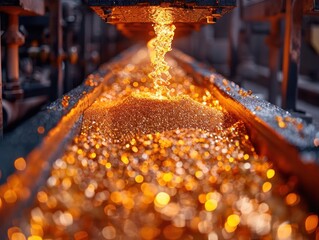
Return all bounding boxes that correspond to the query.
[240,0,319,111]
[88,0,236,24]
[0,0,45,136]
[0,0,45,101]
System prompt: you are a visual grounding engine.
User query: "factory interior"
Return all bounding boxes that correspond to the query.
[0,0,319,239]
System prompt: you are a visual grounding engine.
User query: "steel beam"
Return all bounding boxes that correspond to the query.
[282,0,303,110]
[266,18,281,104]
[49,0,64,100]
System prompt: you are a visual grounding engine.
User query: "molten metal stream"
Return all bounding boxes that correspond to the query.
[148,8,176,98]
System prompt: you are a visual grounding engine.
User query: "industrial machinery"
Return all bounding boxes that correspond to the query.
[0,0,319,239]
[89,0,236,23]
[89,0,236,39]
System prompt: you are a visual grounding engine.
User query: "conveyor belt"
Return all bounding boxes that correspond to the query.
[0,46,318,239]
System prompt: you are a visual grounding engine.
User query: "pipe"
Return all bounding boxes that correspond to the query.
[2,96,48,128]
[7,14,19,81]
[49,0,64,100]
[3,13,24,101]
[2,100,17,127]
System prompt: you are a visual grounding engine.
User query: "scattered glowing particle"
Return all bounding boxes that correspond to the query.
[227,214,240,227]
[258,203,269,213]
[31,208,44,223]
[190,150,199,158]
[305,215,318,233]
[132,146,138,153]
[278,121,286,128]
[27,236,42,240]
[105,162,112,169]
[198,220,211,234]
[14,157,26,171]
[266,169,275,179]
[62,95,70,107]
[155,192,170,207]
[224,222,237,233]
[102,226,116,239]
[85,184,95,198]
[198,194,206,204]
[262,182,272,193]
[4,189,18,203]
[37,126,45,134]
[277,222,292,239]
[224,165,231,172]
[285,193,299,206]
[135,175,144,183]
[195,171,204,179]
[123,197,135,210]
[208,232,218,240]
[243,162,251,170]
[62,178,72,189]
[46,196,57,209]
[163,172,173,182]
[60,212,73,226]
[110,191,122,204]
[121,154,129,164]
[243,154,249,160]
[11,233,26,240]
[8,227,21,239]
[133,82,139,87]
[37,191,48,203]
[107,171,114,178]
[30,224,43,237]
[205,199,218,212]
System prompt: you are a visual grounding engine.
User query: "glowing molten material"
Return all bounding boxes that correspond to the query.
[148,8,176,98]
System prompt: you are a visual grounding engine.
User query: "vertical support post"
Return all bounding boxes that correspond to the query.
[7,14,19,82]
[3,13,24,101]
[229,6,240,82]
[267,18,281,104]
[0,15,3,139]
[49,0,64,100]
[282,0,303,110]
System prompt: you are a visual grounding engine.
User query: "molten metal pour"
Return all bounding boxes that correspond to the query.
[148,7,176,98]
